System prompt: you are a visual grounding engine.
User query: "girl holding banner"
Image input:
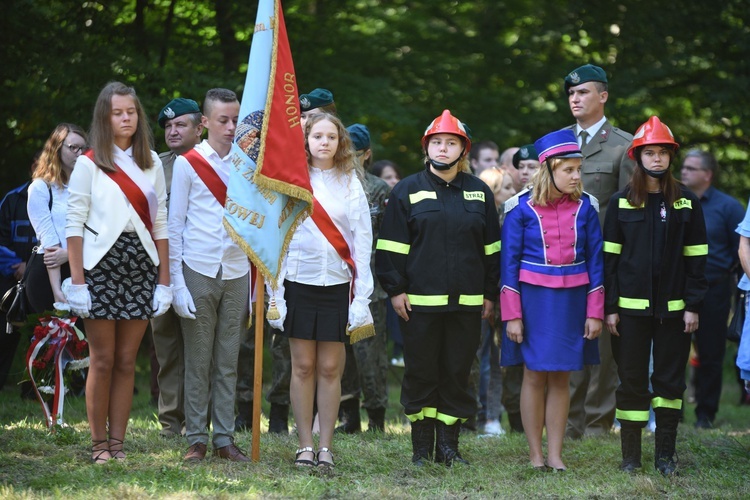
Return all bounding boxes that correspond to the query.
[268,113,373,469]
[65,82,172,463]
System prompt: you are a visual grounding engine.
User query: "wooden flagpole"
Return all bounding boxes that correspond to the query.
[251,273,264,462]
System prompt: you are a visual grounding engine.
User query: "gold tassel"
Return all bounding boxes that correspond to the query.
[348,323,375,344]
[267,296,280,321]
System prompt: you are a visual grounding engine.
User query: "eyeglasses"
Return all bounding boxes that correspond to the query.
[681,165,705,172]
[64,143,88,154]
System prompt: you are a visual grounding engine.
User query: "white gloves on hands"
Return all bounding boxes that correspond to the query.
[348,297,372,331]
[62,278,91,318]
[172,286,196,319]
[268,297,286,332]
[152,284,173,318]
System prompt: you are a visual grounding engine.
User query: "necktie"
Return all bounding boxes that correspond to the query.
[579,130,589,148]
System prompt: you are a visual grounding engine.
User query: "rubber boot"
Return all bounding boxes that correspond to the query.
[335,398,362,434]
[654,409,679,476]
[268,403,289,435]
[507,412,524,433]
[435,420,469,466]
[619,426,642,472]
[410,418,434,466]
[366,407,386,432]
[234,400,253,432]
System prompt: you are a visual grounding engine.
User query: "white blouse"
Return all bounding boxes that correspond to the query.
[285,167,374,301]
[27,179,69,253]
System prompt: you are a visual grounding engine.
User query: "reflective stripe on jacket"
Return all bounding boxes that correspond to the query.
[603,186,708,317]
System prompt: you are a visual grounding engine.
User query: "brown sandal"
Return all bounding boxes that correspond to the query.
[91,440,111,464]
[108,437,126,460]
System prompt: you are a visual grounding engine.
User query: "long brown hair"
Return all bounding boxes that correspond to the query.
[89,82,154,172]
[304,113,361,183]
[626,146,680,208]
[34,123,87,187]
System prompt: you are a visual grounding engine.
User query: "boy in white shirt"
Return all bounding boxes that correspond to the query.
[168,88,250,462]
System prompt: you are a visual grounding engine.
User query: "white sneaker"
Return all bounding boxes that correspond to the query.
[391,357,405,368]
[479,419,505,437]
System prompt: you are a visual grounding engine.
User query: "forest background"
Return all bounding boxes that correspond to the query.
[1,0,748,199]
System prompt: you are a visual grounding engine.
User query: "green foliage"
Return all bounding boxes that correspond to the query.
[2,0,749,200]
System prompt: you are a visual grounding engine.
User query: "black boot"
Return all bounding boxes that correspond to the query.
[619,426,642,472]
[507,412,524,433]
[435,420,469,466]
[366,407,386,432]
[335,398,362,434]
[234,400,253,432]
[654,410,679,476]
[268,403,289,434]
[410,418,434,466]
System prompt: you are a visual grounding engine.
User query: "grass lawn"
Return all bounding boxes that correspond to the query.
[1,338,749,498]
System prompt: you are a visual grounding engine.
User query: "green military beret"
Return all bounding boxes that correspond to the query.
[512,144,539,169]
[564,64,608,93]
[299,88,334,112]
[346,123,370,151]
[158,98,200,128]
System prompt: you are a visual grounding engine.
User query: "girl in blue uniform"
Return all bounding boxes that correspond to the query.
[501,129,604,471]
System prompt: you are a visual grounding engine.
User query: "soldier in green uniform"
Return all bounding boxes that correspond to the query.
[563,64,635,439]
[337,124,390,432]
[153,98,203,437]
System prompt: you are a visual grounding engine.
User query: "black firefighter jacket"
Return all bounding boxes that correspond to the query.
[603,186,708,318]
[375,167,501,313]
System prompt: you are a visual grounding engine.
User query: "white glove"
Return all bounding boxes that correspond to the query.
[267,297,286,332]
[172,286,196,319]
[152,284,173,318]
[348,297,373,331]
[62,278,91,318]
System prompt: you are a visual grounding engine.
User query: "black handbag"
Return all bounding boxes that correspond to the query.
[0,248,39,332]
[727,289,746,343]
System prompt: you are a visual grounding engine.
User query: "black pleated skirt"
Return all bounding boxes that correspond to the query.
[283,279,349,343]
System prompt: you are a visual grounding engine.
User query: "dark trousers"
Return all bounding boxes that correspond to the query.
[401,310,480,420]
[693,279,731,421]
[25,257,70,314]
[611,315,691,425]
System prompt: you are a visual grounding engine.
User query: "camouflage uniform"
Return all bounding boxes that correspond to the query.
[235,326,255,404]
[340,173,390,416]
[266,323,291,405]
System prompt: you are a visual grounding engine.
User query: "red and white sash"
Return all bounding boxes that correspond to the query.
[310,182,357,303]
[183,148,227,205]
[85,150,157,234]
[182,147,257,299]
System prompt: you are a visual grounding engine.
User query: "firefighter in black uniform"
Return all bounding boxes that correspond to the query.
[603,116,708,475]
[375,110,501,466]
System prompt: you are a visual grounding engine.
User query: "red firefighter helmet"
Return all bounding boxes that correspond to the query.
[421,109,472,153]
[627,116,679,160]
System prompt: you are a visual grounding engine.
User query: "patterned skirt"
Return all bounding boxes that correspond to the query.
[84,232,156,320]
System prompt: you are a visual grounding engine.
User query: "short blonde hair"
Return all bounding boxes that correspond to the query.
[530,157,582,205]
[478,167,506,196]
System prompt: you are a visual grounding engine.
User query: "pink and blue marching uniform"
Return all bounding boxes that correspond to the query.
[500,188,605,371]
